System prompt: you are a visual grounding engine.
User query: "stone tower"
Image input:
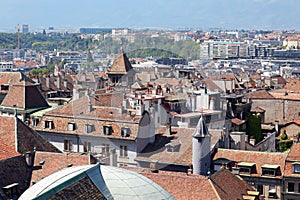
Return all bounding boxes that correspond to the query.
[192,114,211,175]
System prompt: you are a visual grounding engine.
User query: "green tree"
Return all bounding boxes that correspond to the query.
[246,113,263,144]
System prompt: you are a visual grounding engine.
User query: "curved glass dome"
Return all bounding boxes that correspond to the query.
[19,164,175,200]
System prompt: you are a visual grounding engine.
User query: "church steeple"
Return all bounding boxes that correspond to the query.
[192,114,211,175]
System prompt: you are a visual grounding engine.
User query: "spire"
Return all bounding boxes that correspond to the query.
[193,114,209,138]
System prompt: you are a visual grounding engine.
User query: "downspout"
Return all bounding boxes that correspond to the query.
[14,108,18,152]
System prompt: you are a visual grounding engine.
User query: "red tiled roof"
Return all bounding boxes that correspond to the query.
[1,81,49,109]
[245,90,274,99]
[284,143,300,177]
[210,168,254,200]
[0,72,35,92]
[142,171,219,200]
[0,139,20,160]
[269,91,300,101]
[125,167,253,200]
[35,95,143,140]
[213,148,287,177]
[286,143,300,161]
[0,115,60,154]
[136,127,223,166]
[231,118,245,125]
[31,151,95,185]
[107,53,133,74]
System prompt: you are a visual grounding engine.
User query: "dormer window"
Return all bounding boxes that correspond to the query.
[1,84,9,91]
[121,127,130,137]
[165,142,181,152]
[68,122,76,131]
[103,125,112,135]
[237,162,256,175]
[293,163,300,173]
[261,164,280,176]
[43,120,54,129]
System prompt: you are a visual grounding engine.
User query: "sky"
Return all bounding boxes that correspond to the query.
[1,0,299,32]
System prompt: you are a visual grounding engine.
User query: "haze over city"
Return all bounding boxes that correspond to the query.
[1,0,300,32]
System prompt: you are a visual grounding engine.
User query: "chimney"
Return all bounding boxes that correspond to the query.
[150,160,159,173]
[275,120,279,134]
[46,76,50,88]
[209,97,215,110]
[57,75,61,90]
[109,149,117,166]
[223,127,230,149]
[64,79,68,89]
[166,122,172,135]
[249,136,256,145]
[25,151,35,167]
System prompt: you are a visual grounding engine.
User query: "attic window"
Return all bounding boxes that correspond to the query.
[165,143,181,152]
[293,163,300,173]
[121,127,130,137]
[2,183,19,199]
[237,162,256,175]
[68,122,76,131]
[1,84,9,91]
[43,120,54,129]
[103,125,112,135]
[261,164,279,176]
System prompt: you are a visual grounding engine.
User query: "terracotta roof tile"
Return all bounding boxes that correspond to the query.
[286,143,300,161]
[0,115,60,154]
[0,139,20,160]
[231,118,245,125]
[0,72,35,92]
[1,81,49,109]
[269,91,300,100]
[35,95,143,140]
[31,151,95,185]
[213,148,287,177]
[245,90,274,99]
[125,167,253,200]
[107,53,133,74]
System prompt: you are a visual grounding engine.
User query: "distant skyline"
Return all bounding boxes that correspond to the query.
[1,0,300,32]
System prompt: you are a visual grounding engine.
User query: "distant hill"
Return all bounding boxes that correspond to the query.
[127,48,180,59]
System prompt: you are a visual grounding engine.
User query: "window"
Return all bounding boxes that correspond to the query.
[102,144,109,154]
[32,118,39,127]
[293,164,300,173]
[43,120,54,129]
[1,85,9,91]
[288,182,295,192]
[121,127,130,137]
[262,168,276,176]
[68,122,76,131]
[103,125,112,135]
[269,185,276,198]
[86,124,94,133]
[120,145,128,157]
[84,142,91,152]
[64,140,72,151]
[239,167,251,174]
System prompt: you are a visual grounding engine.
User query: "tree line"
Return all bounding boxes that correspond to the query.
[0,32,200,60]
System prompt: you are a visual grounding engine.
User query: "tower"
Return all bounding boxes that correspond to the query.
[192,114,211,175]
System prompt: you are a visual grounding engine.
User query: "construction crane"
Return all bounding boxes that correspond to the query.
[17,24,21,51]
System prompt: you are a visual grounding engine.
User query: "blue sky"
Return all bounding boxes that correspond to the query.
[1,0,299,32]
